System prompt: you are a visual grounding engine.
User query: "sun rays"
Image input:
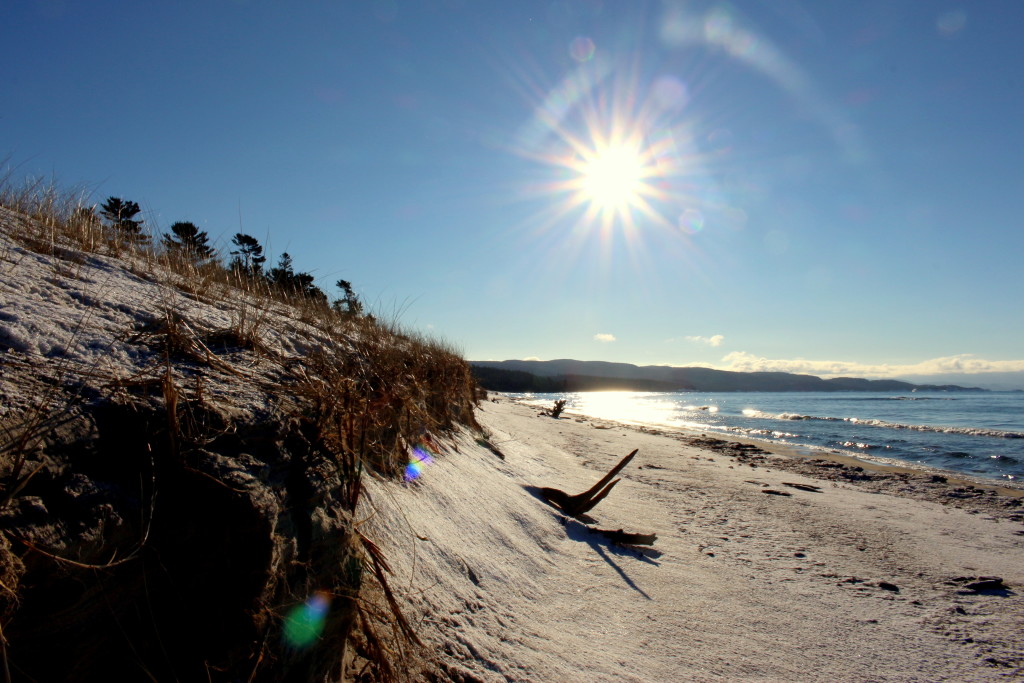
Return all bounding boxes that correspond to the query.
[510,57,701,254]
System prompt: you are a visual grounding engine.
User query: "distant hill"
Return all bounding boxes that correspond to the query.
[471,359,984,393]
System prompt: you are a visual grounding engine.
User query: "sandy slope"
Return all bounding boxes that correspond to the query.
[363,398,1024,681]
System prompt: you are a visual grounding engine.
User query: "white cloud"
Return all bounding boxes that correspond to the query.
[718,352,1024,378]
[522,356,541,361]
[685,334,725,347]
[594,333,616,343]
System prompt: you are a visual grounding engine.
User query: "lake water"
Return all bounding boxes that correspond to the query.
[514,391,1024,483]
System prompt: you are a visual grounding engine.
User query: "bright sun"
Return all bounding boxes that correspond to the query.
[578,143,647,211]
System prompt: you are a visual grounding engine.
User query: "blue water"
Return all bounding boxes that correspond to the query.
[516,391,1024,483]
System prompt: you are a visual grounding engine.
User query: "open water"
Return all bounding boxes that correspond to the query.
[515,391,1024,483]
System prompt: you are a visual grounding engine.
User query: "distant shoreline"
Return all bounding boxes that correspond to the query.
[471,359,986,393]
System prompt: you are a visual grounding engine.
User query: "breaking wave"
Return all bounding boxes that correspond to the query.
[744,410,1023,439]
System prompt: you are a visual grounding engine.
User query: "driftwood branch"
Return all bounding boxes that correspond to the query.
[540,449,637,518]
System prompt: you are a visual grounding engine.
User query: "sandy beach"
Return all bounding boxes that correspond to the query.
[364,396,1024,681]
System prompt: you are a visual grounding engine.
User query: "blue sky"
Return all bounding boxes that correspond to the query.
[3,1,1023,386]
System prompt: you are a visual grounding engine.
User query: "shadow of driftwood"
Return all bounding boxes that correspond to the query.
[952,577,1015,597]
[563,519,660,599]
[958,586,1016,597]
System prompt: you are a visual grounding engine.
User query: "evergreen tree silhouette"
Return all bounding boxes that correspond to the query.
[100,196,147,242]
[268,252,296,289]
[294,271,326,302]
[269,253,326,301]
[333,279,363,316]
[229,233,266,277]
[162,221,214,259]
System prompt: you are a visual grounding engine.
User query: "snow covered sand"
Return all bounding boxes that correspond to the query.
[364,397,1024,681]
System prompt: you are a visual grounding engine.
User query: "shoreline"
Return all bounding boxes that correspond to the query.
[509,394,1024,503]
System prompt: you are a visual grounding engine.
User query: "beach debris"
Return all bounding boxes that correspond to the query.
[782,482,823,493]
[540,449,638,517]
[761,489,792,496]
[539,399,568,419]
[877,581,900,592]
[538,449,658,545]
[949,576,1008,592]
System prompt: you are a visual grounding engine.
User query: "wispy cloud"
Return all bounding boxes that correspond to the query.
[594,333,616,343]
[685,334,725,347]
[659,4,867,164]
[719,352,1024,378]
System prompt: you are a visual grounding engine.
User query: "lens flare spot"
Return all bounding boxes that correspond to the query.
[707,128,734,154]
[404,445,436,482]
[283,592,330,649]
[569,36,596,62]
[704,9,734,43]
[679,208,705,234]
[652,75,689,110]
[936,10,967,36]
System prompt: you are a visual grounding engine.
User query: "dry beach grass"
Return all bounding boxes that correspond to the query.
[0,174,478,680]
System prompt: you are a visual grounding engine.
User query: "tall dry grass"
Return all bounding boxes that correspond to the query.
[0,168,482,680]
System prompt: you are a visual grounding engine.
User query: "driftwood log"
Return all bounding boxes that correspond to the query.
[540,449,637,518]
[538,449,657,546]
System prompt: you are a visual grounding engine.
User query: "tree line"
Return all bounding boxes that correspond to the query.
[90,195,363,315]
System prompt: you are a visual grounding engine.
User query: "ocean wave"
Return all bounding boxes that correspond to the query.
[851,396,958,402]
[742,409,1024,439]
[844,417,1024,439]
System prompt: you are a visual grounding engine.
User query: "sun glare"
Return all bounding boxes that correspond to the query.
[512,59,707,248]
[578,142,647,211]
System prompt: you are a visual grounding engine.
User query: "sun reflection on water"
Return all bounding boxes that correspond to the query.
[524,392,732,433]
[570,392,682,427]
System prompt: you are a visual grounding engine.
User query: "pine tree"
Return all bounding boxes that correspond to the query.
[100,197,147,242]
[268,252,296,289]
[229,233,266,277]
[269,253,327,301]
[294,272,327,302]
[333,279,363,316]
[162,221,214,259]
